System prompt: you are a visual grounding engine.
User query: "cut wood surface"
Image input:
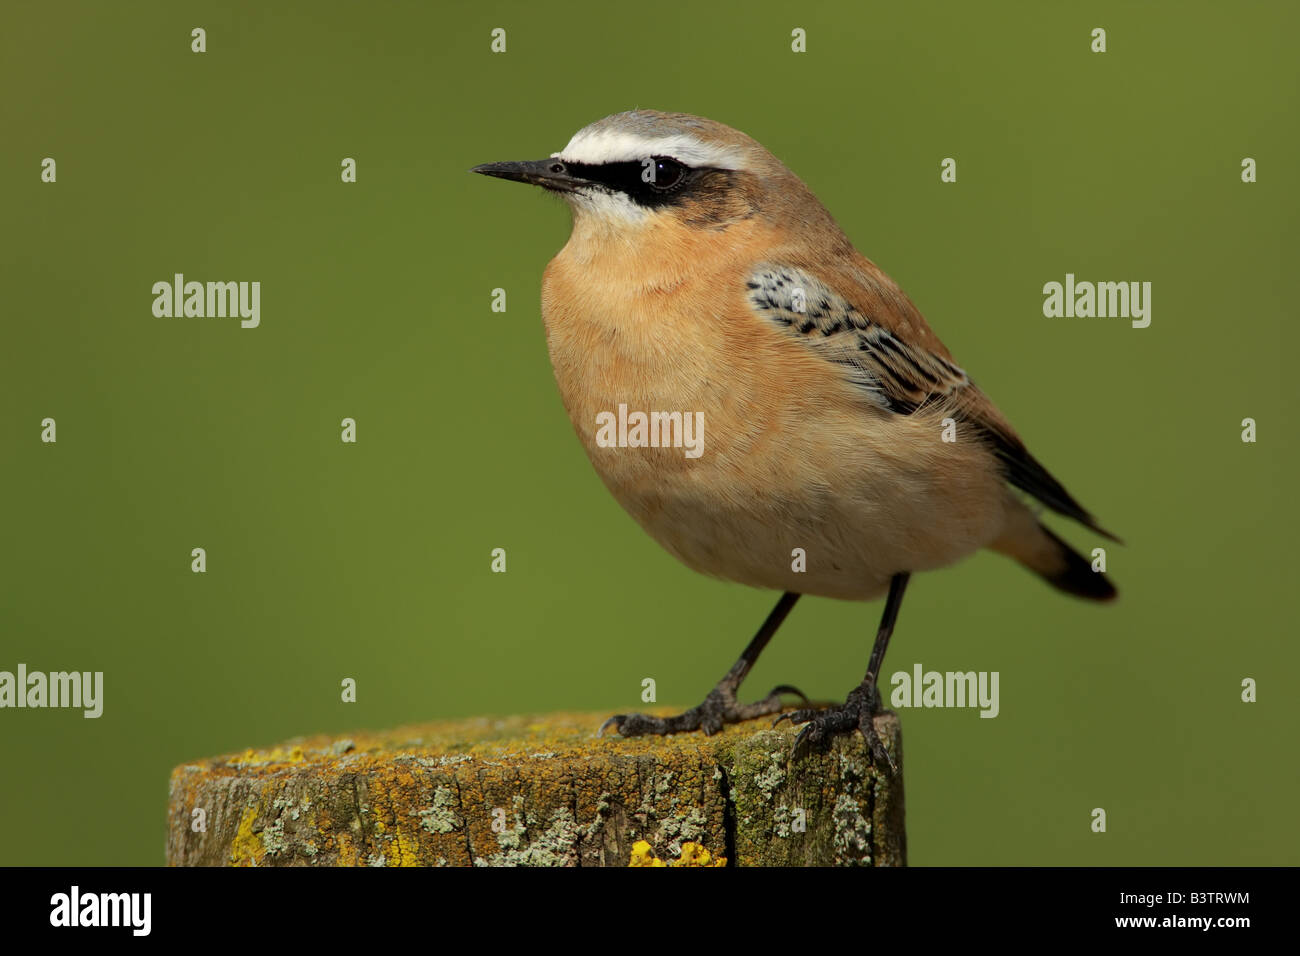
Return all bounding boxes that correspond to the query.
[166,709,905,867]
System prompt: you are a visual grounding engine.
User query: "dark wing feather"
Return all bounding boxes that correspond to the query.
[746,264,1119,542]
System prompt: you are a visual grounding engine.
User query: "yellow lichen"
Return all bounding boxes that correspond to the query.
[170,710,904,867]
[227,743,308,767]
[628,839,725,867]
[672,841,725,867]
[336,832,357,864]
[230,807,265,866]
[385,830,421,867]
[628,840,667,867]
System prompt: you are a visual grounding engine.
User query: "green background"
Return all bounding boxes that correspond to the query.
[2,0,1296,866]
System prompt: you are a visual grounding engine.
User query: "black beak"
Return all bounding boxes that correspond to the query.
[470,158,588,193]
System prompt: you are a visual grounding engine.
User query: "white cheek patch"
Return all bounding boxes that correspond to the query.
[569,188,650,224]
[553,128,745,170]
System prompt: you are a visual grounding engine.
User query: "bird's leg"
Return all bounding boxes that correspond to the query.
[777,573,911,773]
[599,592,807,737]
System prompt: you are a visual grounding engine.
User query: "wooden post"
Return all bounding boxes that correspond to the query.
[167,710,904,867]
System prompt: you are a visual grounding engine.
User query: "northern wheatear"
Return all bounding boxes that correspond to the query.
[473,110,1118,770]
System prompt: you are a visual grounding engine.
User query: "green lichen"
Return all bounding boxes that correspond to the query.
[168,709,904,867]
[476,805,578,867]
[415,786,462,834]
[773,802,793,838]
[831,792,872,865]
[262,816,289,856]
[656,805,710,858]
[753,752,786,798]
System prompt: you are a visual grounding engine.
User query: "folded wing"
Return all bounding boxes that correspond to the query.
[746,263,1118,542]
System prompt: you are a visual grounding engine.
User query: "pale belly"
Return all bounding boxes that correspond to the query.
[542,316,1007,601]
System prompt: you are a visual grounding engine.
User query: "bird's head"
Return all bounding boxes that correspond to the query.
[472,110,829,237]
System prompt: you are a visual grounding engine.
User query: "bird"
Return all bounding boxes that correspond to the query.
[472,110,1118,771]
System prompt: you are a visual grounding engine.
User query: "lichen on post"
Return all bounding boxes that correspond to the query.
[166,710,904,867]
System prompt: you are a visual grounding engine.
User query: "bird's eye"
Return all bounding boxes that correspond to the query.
[648,157,686,192]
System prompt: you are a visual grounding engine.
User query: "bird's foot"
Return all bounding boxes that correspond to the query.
[599,683,808,738]
[775,680,897,774]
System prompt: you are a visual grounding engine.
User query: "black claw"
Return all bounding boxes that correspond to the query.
[791,723,819,761]
[782,707,819,725]
[766,683,810,705]
[861,724,898,775]
[776,683,897,773]
[601,712,677,738]
[596,715,624,738]
[600,677,809,740]
[856,709,898,775]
